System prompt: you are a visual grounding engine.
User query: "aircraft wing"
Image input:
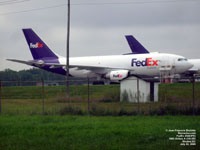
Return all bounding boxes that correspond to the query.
[7,59,129,73]
[44,63,130,74]
[45,63,118,69]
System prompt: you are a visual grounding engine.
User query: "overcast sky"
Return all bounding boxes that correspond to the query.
[0,0,200,71]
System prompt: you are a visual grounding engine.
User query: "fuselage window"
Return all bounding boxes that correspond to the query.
[178,58,188,61]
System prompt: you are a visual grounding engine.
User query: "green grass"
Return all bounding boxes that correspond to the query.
[159,83,200,101]
[1,83,200,100]
[0,99,151,115]
[1,85,120,100]
[1,83,200,115]
[1,84,200,149]
[0,115,199,150]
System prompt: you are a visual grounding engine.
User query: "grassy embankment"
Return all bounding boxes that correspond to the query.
[0,115,199,150]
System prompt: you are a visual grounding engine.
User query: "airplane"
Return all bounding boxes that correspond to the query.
[125,35,200,77]
[7,28,194,82]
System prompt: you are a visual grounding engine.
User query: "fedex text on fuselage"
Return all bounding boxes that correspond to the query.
[131,58,158,67]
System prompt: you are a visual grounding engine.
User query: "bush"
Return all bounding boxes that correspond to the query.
[89,103,137,116]
[148,103,200,116]
[90,104,107,116]
[59,105,84,115]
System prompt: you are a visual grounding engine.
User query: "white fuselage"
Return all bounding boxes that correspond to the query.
[57,53,193,78]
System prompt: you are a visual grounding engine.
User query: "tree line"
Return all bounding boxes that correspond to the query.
[0,68,89,86]
[0,68,107,86]
[0,68,66,82]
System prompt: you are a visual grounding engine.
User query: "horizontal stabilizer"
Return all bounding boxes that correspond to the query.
[7,59,35,65]
[7,59,45,67]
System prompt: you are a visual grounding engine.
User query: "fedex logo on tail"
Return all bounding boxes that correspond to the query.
[131,58,158,67]
[30,42,43,48]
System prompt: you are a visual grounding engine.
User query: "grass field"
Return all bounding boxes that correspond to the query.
[1,83,200,100]
[0,115,199,150]
[1,84,120,99]
[1,83,200,115]
[0,84,200,149]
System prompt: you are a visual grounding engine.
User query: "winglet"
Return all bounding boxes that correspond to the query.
[125,35,149,54]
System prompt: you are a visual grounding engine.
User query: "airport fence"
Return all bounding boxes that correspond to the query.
[0,77,200,116]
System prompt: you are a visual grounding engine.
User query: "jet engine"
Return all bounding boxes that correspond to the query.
[105,70,129,81]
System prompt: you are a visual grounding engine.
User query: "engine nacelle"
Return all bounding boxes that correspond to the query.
[105,70,129,81]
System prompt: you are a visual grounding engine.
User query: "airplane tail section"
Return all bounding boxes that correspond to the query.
[22,29,58,60]
[125,35,149,54]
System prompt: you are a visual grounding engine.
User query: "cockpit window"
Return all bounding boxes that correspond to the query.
[178,58,188,61]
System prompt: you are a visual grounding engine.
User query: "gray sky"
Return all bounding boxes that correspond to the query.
[0,0,200,71]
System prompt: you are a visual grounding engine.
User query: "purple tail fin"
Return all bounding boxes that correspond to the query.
[125,35,149,54]
[22,29,58,60]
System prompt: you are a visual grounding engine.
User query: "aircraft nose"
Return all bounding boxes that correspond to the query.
[186,61,193,70]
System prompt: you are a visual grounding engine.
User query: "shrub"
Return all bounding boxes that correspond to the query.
[59,105,84,115]
[90,104,106,116]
